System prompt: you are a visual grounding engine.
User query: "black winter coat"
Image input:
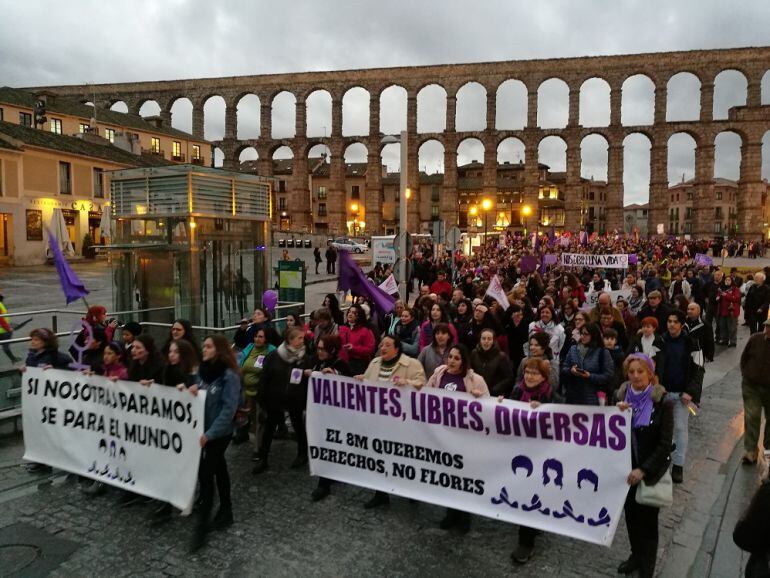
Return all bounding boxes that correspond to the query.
[745,283,770,325]
[733,479,770,577]
[25,347,72,369]
[256,349,309,411]
[470,346,514,397]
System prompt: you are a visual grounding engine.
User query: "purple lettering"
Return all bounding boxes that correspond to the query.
[441,396,457,428]
[388,387,401,417]
[588,414,607,448]
[607,414,627,450]
[468,401,484,431]
[538,411,553,440]
[494,405,511,435]
[520,410,539,438]
[552,412,571,443]
[572,413,589,445]
[427,393,441,424]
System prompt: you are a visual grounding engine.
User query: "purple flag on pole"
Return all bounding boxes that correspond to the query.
[628,254,639,265]
[46,228,89,304]
[520,256,538,274]
[338,250,395,316]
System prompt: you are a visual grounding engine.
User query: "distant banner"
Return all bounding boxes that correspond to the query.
[585,289,632,307]
[22,368,205,510]
[560,253,629,269]
[306,374,631,546]
[694,253,713,267]
[378,274,399,296]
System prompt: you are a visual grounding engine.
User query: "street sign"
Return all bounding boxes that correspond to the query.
[445,226,462,248]
[431,220,446,245]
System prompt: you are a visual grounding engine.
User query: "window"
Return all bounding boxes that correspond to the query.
[0,108,3,121]
[351,185,360,199]
[79,123,90,133]
[150,137,161,154]
[192,144,201,161]
[715,222,722,234]
[686,191,693,200]
[19,112,32,127]
[716,191,722,200]
[279,197,287,210]
[50,118,62,134]
[59,162,71,194]
[431,186,440,202]
[172,141,182,160]
[318,203,327,217]
[317,186,327,200]
[104,128,115,143]
[685,207,693,220]
[431,205,440,219]
[93,168,104,198]
[278,180,286,193]
[715,207,723,219]
[589,191,595,201]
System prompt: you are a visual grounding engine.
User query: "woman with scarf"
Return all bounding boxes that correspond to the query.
[339,304,376,376]
[382,300,405,336]
[393,307,420,358]
[418,323,454,378]
[253,326,310,474]
[516,332,560,392]
[615,354,674,578]
[503,357,555,564]
[716,274,741,347]
[418,303,458,349]
[560,322,614,405]
[234,328,275,446]
[422,344,488,533]
[626,317,666,381]
[527,305,565,363]
[470,328,514,397]
[628,285,646,316]
[189,334,241,551]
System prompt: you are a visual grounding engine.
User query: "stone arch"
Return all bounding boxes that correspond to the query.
[622,133,652,207]
[537,78,569,129]
[621,74,655,126]
[495,79,527,130]
[713,69,748,120]
[138,99,161,118]
[580,133,609,181]
[213,146,224,168]
[344,142,368,164]
[308,143,331,164]
[271,91,296,139]
[169,97,193,133]
[305,89,332,138]
[667,132,697,185]
[497,137,526,164]
[455,81,486,132]
[379,84,407,135]
[579,77,611,127]
[203,95,226,141]
[109,100,129,113]
[236,93,261,139]
[762,70,770,105]
[538,135,567,172]
[714,131,743,181]
[417,84,447,134]
[666,72,701,122]
[457,137,484,168]
[270,143,295,159]
[762,130,770,182]
[238,146,258,164]
[419,139,445,174]
[342,86,370,137]
[380,142,401,173]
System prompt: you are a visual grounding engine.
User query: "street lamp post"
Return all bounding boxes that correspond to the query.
[481,197,492,250]
[350,202,359,236]
[521,204,532,236]
[381,131,409,298]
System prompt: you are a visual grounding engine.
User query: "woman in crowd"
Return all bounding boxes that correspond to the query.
[422,344,488,533]
[561,322,614,405]
[127,334,163,384]
[628,285,646,316]
[236,327,275,448]
[504,357,555,564]
[560,310,589,358]
[160,339,199,389]
[565,272,586,306]
[615,354,674,578]
[418,303,457,349]
[470,328,514,397]
[504,304,530,374]
[716,274,741,347]
[527,305,565,362]
[253,326,309,475]
[382,300,405,336]
[305,334,350,502]
[560,298,577,336]
[393,307,420,358]
[71,305,117,357]
[627,317,666,380]
[617,298,639,336]
[452,298,474,345]
[247,307,279,346]
[339,304,376,376]
[162,318,199,357]
[189,334,241,552]
[417,323,454,378]
[461,301,500,350]
[323,293,345,326]
[516,332,560,392]
[120,321,142,355]
[99,342,128,381]
[599,307,629,351]
[360,334,426,510]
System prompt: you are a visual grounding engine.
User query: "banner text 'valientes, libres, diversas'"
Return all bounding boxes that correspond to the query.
[22,367,205,511]
[306,373,631,546]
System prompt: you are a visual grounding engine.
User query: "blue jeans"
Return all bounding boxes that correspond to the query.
[666,392,689,467]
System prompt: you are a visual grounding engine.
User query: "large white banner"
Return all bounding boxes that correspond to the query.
[22,367,205,511]
[307,374,632,546]
[585,289,632,307]
[560,253,629,269]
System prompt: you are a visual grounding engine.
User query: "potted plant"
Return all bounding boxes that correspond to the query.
[82,233,95,259]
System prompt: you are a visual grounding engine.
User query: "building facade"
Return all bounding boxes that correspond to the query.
[623,203,650,237]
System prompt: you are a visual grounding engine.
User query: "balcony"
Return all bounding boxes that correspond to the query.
[142,148,166,158]
[171,153,186,162]
[191,157,204,166]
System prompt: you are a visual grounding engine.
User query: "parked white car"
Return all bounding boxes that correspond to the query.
[331,238,368,253]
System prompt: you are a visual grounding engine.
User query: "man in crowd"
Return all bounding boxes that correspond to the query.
[739,319,770,464]
[637,291,669,334]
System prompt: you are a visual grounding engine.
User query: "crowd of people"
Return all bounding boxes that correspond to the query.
[10,231,770,572]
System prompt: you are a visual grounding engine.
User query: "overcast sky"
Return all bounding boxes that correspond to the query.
[2,0,770,205]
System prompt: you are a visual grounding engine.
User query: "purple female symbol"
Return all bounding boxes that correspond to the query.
[67,318,93,370]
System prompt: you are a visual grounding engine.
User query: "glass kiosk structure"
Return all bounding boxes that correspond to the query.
[107,165,272,328]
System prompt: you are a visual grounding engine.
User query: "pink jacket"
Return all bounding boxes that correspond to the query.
[424,365,490,397]
[339,324,376,363]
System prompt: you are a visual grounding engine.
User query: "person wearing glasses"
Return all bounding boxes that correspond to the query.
[560,323,614,405]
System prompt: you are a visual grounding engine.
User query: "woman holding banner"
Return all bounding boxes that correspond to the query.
[189,334,241,552]
[615,354,674,578]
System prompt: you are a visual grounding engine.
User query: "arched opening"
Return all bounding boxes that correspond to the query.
[308,143,331,164]
[271,91,296,139]
[272,146,294,230]
[762,71,770,105]
[538,136,567,172]
[495,79,527,130]
[455,82,486,132]
[537,78,569,129]
[713,70,748,120]
[579,78,611,127]
[306,90,332,138]
[213,146,224,168]
[380,143,400,174]
[203,95,226,141]
[457,137,484,168]
[580,134,609,181]
[419,140,445,175]
[666,72,701,122]
[170,98,192,133]
[667,132,697,185]
[497,137,526,165]
[238,147,258,165]
[110,101,129,113]
[342,87,370,137]
[714,131,742,181]
[417,84,447,133]
[379,85,407,135]
[139,100,161,118]
[622,133,652,208]
[621,74,655,126]
[236,94,261,139]
[763,131,770,182]
[344,142,368,165]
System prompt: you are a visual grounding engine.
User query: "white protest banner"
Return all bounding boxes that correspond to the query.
[22,367,205,510]
[560,253,629,269]
[378,274,399,296]
[485,274,509,307]
[307,374,632,546]
[585,289,632,307]
[371,236,396,266]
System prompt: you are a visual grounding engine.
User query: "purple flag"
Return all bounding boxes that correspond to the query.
[520,255,538,274]
[338,250,395,316]
[628,254,639,265]
[46,228,89,304]
[549,224,555,248]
